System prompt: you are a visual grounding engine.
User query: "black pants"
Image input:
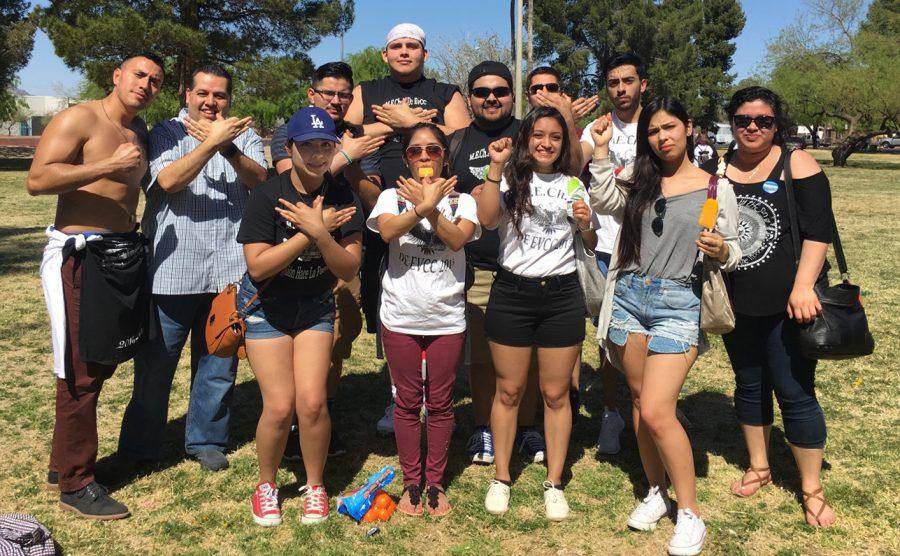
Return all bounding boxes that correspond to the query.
[722,312,826,448]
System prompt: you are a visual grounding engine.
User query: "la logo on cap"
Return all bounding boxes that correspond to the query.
[311,114,325,129]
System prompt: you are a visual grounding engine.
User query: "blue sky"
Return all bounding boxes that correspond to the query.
[18,0,808,96]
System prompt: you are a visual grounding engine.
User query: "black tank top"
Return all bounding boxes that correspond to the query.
[361,76,460,189]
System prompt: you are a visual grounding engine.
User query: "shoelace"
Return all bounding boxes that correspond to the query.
[542,481,564,503]
[520,429,545,452]
[673,509,699,536]
[257,484,279,514]
[467,428,492,453]
[81,482,108,500]
[404,485,421,506]
[301,485,328,515]
[642,486,660,504]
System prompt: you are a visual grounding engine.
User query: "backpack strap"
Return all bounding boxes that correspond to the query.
[707,174,719,199]
[447,127,468,171]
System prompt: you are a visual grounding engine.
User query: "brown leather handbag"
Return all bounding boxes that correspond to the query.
[205,281,266,359]
[699,176,736,334]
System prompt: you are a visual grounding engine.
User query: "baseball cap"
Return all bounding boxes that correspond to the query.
[286,106,339,144]
[386,23,426,48]
[468,61,514,93]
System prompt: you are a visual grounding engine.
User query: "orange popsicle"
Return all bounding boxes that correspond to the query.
[697,198,718,229]
[418,167,433,179]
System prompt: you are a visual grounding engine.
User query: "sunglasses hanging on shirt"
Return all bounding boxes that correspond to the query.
[651,197,667,237]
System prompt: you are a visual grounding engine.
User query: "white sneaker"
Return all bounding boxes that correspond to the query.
[668,509,706,555]
[376,402,395,435]
[627,485,671,531]
[542,481,569,521]
[596,408,626,455]
[484,480,510,515]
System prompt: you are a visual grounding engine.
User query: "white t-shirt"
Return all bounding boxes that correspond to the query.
[367,188,481,335]
[693,144,715,166]
[490,172,590,278]
[580,112,637,254]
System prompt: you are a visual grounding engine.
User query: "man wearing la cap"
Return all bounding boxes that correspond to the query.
[238,106,364,526]
[445,61,547,467]
[346,23,470,434]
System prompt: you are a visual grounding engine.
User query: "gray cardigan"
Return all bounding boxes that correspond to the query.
[587,158,742,357]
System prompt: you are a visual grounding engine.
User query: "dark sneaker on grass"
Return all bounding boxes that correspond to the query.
[59,481,130,520]
[283,426,302,462]
[515,427,546,464]
[328,429,347,458]
[195,449,229,472]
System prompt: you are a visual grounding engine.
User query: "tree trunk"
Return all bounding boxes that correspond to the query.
[810,124,819,148]
[832,129,890,167]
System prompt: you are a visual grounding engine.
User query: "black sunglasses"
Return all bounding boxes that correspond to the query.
[732,114,775,129]
[313,89,353,102]
[529,83,560,95]
[651,197,667,237]
[471,86,512,99]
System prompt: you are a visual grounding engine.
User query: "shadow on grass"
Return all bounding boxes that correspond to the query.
[0,225,45,277]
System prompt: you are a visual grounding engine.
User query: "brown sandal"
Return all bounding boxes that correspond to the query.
[802,487,835,528]
[730,466,771,498]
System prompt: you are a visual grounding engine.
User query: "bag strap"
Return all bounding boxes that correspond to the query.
[239,278,271,312]
[782,148,850,282]
[447,126,468,171]
[707,174,719,200]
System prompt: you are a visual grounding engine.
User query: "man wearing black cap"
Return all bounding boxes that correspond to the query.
[447,61,546,467]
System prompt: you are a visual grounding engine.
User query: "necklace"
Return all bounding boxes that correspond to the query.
[101,99,132,144]
[732,147,773,183]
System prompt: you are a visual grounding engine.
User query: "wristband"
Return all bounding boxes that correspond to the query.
[413,206,423,219]
[339,149,353,165]
[485,175,501,184]
[221,143,239,159]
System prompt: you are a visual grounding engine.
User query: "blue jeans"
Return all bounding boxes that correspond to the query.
[119,293,237,459]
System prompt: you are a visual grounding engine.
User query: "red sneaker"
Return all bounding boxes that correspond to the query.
[299,484,329,524]
[251,482,282,526]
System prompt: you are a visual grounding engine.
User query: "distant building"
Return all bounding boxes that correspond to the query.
[1,91,71,136]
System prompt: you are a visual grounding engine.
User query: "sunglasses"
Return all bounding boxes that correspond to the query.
[732,114,775,129]
[529,83,560,95]
[471,86,512,99]
[313,89,354,102]
[405,144,444,160]
[651,197,667,237]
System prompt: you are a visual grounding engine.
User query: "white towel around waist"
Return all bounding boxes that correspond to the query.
[39,226,102,379]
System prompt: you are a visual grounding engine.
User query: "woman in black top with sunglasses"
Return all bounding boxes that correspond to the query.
[719,87,836,528]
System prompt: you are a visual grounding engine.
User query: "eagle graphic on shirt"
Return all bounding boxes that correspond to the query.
[530,206,564,234]
[405,223,446,255]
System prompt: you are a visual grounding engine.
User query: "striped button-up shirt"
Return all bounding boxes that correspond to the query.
[143,109,267,295]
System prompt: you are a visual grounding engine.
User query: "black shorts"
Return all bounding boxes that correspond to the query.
[485,268,586,348]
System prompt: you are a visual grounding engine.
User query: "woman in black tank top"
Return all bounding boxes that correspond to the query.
[720,87,836,528]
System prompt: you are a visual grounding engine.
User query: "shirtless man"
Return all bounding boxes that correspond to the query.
[27,52,164,520]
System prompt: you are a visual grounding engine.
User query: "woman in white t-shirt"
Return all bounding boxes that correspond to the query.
[476,106,597,521]
[367,123,479,517]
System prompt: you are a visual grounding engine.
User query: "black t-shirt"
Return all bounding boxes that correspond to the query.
[237,172,364,315]
[727,150,833,316]
[448,118,521,271]
[361,75,460,189]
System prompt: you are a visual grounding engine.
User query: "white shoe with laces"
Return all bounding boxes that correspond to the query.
[627,485,671,531]
[596,408,626,455]
[484,480,510,515]
[542,481,569,521]
[667,508,706,555]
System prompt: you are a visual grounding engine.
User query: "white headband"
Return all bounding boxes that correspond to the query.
[386,23,426,48]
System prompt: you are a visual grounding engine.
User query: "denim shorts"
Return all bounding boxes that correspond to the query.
[237,274,335,339]
[607,272,700,354]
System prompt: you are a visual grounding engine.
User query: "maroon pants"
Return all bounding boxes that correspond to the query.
[49,255,116,492]
[381,326,465,488]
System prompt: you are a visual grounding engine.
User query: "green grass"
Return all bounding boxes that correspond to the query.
[0,150,898,554]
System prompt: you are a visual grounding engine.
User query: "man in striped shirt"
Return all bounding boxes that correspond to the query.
[118,64,267,472]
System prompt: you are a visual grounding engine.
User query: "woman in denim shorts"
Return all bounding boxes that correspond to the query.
[236,107,364,527]
[588,98,741,556]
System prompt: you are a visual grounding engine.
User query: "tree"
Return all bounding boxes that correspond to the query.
[529,0,744,126]
[344,46,388,83]
[0,0,36,121]
[430,33,512,97]
[231,55,313,135]
[37,0,352,98]
[0,95,30,134]
[766,0,899,165]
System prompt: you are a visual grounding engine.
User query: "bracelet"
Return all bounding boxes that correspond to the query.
[413,206,423,218]
[578,224,594,232]
[221,143,240,159]
[339,149,353,165]
[485,175,501,184]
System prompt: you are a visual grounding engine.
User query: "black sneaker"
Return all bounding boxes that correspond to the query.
[47,470,59,492]
[328,429,347,458]
[283,425,302,462]
[59,481,130,520]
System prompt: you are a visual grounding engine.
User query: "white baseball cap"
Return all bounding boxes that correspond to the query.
[386,23,426,48]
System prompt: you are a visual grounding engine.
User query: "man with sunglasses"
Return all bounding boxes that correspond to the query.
[269,61,383,459]
[444,61,547,466]
[345,23,471,435]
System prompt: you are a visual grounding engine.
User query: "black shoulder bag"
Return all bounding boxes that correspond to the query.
[783,149,875,360]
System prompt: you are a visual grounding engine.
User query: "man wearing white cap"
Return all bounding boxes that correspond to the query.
[347,23,471,435]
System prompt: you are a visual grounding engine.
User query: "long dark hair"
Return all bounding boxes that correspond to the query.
[724,86,788,161]
[503,106,571,237]
[617,97,693,270]
[401,122,450,178]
